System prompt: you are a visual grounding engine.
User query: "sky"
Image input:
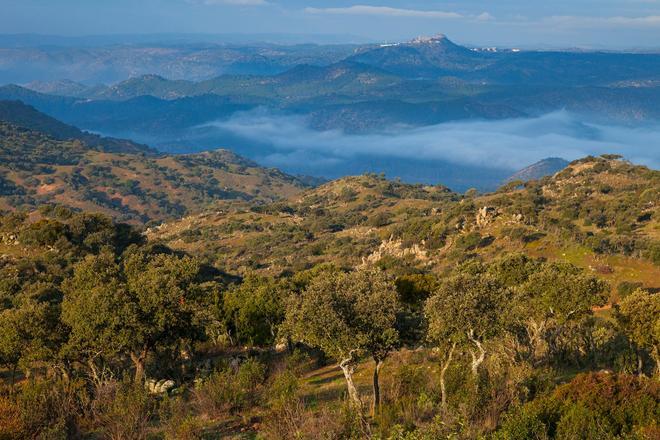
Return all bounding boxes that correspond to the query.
[2,0,660,48]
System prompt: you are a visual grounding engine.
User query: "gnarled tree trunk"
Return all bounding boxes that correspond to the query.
[340,351,362,408]
[130,347,149,384]
[467,329,485,392]
[467,330,485,376]
[371,356,384,417]
[440,341,457,411]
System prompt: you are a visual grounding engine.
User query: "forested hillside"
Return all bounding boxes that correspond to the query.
[0,119,307,223]
[0,95,657,440]
[0,154,656,439]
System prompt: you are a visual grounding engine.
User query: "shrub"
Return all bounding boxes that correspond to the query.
[647,242,660,265]
[493,373,660,439]
[0,397,21,440]
[617,281,643,300]
[19,219,68,246]
[259,371,305,439]
[16,378,87,439]
[455,232,483,251]
[160,396,203,440]
[194,358,266,416]
[285,349,314,376]
[93,381,155,440]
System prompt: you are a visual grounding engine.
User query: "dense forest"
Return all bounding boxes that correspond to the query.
[0,152,658,439]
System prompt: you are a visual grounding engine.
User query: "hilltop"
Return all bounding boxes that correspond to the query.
[506,157,570,182]
[151,155,660,297]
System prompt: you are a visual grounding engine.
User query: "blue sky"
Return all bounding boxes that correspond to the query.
[2,0,660,48]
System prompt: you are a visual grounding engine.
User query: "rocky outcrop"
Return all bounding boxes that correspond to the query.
[476,206,499,227]
[0,233,19,245]
[362,236,428,265]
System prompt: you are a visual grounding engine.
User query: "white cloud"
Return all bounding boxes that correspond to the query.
[201,109,660,172]
[304,5,463,19]
[475,12,495,21]
[545,14,660,28]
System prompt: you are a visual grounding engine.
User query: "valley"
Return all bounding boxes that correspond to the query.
[1,34,660,191]
[0,15,658,439]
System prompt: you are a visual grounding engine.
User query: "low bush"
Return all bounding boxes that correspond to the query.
[193,358,266,416]
[93,381,155,440]
[493,373,660,439]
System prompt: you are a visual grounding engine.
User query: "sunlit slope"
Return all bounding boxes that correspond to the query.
[152,156,660,297]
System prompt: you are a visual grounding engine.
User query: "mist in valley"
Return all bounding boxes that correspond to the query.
[139,109,660,190]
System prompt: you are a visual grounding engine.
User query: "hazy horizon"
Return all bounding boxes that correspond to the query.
[2,0,660,49]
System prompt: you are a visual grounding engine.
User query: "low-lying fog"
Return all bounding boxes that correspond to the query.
[141,109,660,191]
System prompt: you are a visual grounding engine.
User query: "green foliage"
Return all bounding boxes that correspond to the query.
[223,274,288,346]
[648,242,660,266]
[285,267,401,362]
[494,373,660,440]
[193,358,266,415]
[0,300,61,375]
[616,289,660,374]
[62,247,205,381]
[617,281,644,299]
[425,271,510,345]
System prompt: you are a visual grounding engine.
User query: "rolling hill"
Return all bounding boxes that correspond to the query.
[0,100,156,154]
[0,112,308,223]
[150,155,660,298]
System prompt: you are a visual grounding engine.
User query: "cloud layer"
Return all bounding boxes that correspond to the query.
[203,110,660,173]
[304,6,463,19]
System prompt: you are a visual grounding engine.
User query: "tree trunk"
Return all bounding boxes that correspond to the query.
[440,341,457,411]
[340,352,362,408]
[371,357,383,417]
[637,348,644,377]
[130,348,148,384]
[9,364,17,394]
[467,330,485,378]
[652,345,660,377]
[467,330,485,394]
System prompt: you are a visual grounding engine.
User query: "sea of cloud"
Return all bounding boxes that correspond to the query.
[202,108,660,173]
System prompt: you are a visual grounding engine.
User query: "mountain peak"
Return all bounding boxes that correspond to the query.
[410,33,448,44]
[506,157,570,183]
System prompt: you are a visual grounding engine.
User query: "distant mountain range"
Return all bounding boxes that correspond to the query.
[0,34,658,191]
[0,41,360,84]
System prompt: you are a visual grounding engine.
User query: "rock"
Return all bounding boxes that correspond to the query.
[361,235,428,265]
[145,378,176,394]
[476,206,499,227]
